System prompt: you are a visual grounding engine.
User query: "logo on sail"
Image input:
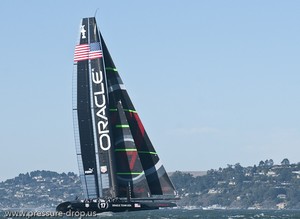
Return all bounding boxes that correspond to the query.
[100,166,108,173]
[80,25,86,39]
[92,68,111,151]
[84,168,94,174]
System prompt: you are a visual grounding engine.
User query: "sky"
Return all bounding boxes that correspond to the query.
[0,1,300,181]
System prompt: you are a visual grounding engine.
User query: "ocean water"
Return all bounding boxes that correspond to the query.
[1,209,300,219]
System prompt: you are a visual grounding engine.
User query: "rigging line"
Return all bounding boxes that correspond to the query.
[94,8,99,17]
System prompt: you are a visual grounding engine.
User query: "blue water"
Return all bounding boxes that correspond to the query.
[2,209,300,219]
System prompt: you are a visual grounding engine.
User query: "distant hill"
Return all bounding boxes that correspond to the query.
[1,159,300,210]
[0,170,82,210]
[168,171,207,177]
[169,159,300,210]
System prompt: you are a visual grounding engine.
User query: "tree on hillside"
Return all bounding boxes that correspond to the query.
[281,158,290,166]
[259,160,265,167]
[265,159,274,167]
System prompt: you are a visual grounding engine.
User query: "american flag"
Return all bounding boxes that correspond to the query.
[74,42,102,62]
[134,203,141,208]
[74,44,89,62]
[89,42,103,59]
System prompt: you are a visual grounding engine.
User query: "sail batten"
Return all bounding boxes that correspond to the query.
[106,67,118,72]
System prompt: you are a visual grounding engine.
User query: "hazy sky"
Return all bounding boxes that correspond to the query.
[0,1,300,181]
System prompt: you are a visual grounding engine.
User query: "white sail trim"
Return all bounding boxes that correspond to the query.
[144,160,164,177]
[115,135,135,145]
[117,171,146,184]
[88,60,103,197]
[116,161,165,184]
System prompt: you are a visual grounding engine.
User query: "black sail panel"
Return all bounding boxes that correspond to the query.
[73,18,100,198]
[110,101,151,198]
[125,110,175,195]
[73,17,116,199]
[100,34,176,197]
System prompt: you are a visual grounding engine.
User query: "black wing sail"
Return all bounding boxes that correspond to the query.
[73,17,116,199]
[100,34,176,198]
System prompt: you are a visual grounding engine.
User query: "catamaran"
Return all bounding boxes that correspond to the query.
[56,17,177,213]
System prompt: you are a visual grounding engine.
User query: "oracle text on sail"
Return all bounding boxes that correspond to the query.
[92,68,111,151]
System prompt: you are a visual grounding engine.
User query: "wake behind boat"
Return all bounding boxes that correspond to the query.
[56,17,177,213]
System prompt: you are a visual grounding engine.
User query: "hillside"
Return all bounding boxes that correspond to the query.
[0,159,299,210]
[170,159,300,209]
[0,171,82,210]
